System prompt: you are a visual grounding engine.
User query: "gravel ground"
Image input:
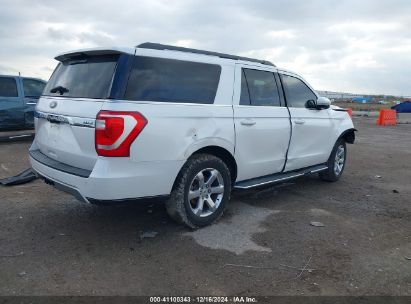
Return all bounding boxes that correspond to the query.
[0,117,410,296]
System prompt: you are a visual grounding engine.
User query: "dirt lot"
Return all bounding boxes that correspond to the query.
[333,101,401,112]
[0,117,410,296]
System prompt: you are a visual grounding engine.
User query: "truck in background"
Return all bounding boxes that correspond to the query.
[0,75,46,131]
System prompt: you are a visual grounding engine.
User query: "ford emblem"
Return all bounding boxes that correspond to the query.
[49,101,57,109]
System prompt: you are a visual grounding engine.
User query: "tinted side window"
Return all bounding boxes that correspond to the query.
[23,79,46,97]
[240,70,251,105]
[125,57,221,104]
[0,77,18,97]
[242,69,280,106]
[281,74,317,108]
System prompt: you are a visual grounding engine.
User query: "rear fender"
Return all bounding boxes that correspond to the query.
[183,137,235,160]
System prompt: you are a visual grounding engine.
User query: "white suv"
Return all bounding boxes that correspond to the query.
[29,43,355,228]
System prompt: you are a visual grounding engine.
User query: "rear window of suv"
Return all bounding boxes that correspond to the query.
[43,55,118,99]
[0,77,18,97]
[125,56,221,104]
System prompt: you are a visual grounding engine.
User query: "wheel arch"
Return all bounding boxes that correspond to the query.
[190,146,238,183]
[338,128,357,144]
[172,145,238,192]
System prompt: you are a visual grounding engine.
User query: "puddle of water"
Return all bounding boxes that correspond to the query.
[185,202,280,255]
[310,208,332,216]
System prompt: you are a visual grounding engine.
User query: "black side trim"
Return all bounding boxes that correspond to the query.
[274,72,292,173]
[109,54,134,100]
[29,149,92,178]
[333,108,349,112]
[87,195,170,206]
[234,164,328,189]
[338,128,357,144]
[137,42,275,67]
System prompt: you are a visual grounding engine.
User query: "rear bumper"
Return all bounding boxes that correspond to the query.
[38,172,90,203]
[29,149,184,203]
[30,149,91,178]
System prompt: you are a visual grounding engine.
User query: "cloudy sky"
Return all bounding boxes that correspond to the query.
[1,0,411,96]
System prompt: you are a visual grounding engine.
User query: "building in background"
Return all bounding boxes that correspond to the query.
[316,90,363,101]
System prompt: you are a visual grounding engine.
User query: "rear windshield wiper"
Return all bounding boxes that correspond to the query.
[50,86,69,95]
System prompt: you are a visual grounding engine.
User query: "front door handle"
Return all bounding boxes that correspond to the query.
[240,119,256,126]
[294,119,305,125]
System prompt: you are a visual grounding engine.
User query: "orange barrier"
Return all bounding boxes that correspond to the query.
[376,109,397,126]
[347,108,353,117]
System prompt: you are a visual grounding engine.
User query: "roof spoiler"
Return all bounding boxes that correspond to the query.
[55,49,124,62]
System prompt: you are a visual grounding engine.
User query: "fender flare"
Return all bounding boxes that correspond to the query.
[337,128,357,144]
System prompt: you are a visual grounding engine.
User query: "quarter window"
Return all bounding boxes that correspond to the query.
[281,74,317,108]
[240,68,281,106]
[23,79,46,97]
[125,56,221,104]
[0,77,18,97]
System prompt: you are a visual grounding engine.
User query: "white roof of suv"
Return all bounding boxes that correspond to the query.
[53,43,303,80]
[54,42,277,69]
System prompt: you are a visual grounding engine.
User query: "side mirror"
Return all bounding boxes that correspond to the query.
[316,97,331,110]
[305,100,316,109]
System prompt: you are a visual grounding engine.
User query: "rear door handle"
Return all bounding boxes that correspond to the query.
[240,119,256,126]
[294,119,305,125]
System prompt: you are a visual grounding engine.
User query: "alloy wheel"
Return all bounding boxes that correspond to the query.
[188,168,224,217]
[334,144,345,176]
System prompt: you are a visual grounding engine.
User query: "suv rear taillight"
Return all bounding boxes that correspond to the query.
[95,111,147,157]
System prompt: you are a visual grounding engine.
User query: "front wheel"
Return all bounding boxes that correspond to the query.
[319,140,347,182]
[165,154,232,229]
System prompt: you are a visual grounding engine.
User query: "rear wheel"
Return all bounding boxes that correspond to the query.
[319,139,347,182]
[166,154,231,229]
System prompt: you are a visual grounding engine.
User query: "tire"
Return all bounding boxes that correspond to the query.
[319,139,347,182]
[165,154,232,229]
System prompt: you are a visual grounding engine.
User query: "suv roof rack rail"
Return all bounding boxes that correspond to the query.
[137,42,275,67]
